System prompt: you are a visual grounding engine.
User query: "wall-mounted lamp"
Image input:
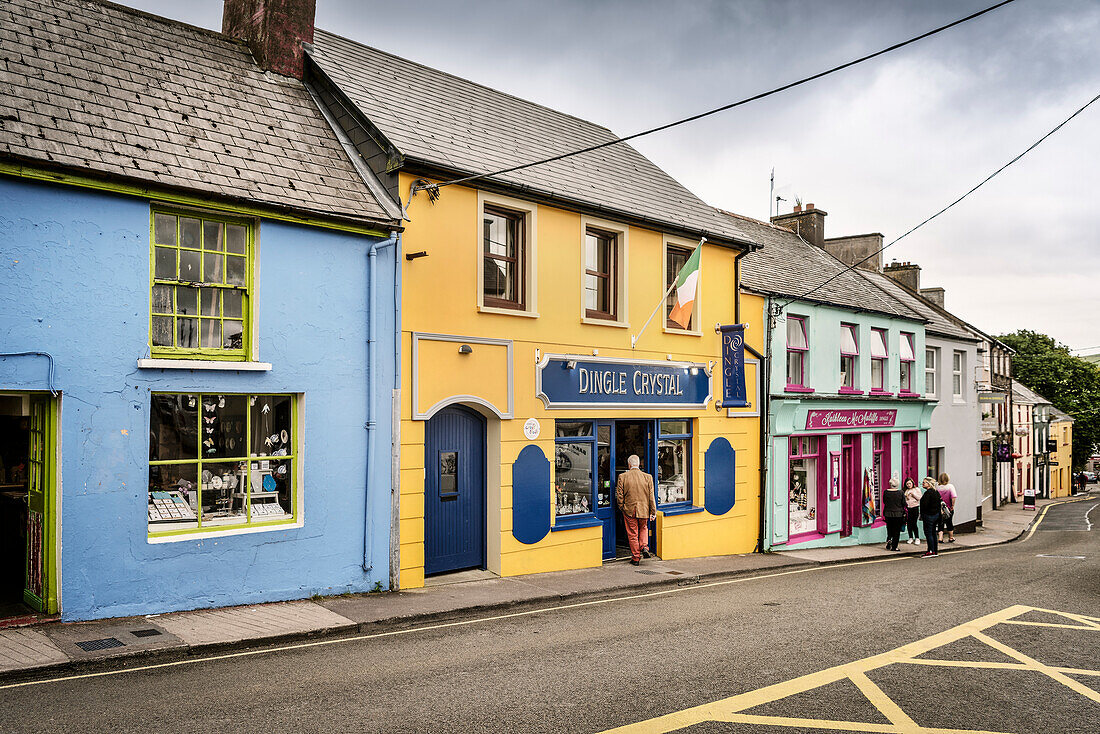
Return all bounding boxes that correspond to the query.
[689,367,699,375]
[566,360,577,369]
[405,251,429,261]
[458,344,473,355]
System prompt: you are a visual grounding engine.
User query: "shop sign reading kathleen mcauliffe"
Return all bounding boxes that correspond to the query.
[536,354,712,409]
[805,409,897,430]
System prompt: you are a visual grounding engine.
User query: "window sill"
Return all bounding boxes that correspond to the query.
[478,305,539,319]
[551,515,603,532]
[869,390,894,397]
[659,504,704,517]
[899,391,921,398]
[838,387,864,395]
[581,316,630,329]
[137,358,272,371]
[662,326,703,337]
[785,385,815,394]
[786,531,826,545]
[148,518,300,543]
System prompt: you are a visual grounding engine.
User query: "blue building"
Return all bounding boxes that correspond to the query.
[0,0,402,621]
[730,206,935,550]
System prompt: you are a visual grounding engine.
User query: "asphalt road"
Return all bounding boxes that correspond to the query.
[1,497,1097,734]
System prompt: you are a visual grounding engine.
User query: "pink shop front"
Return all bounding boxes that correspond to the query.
[766,400,934,549]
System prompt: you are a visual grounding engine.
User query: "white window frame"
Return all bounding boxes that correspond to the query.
[952,350,965,401]
[925,347,938,398]
[579,215,629,328]
[477,191,538,318]
[662,234,703,336]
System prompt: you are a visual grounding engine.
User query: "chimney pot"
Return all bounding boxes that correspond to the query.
[806,203,814,210]
[793,204,802,213]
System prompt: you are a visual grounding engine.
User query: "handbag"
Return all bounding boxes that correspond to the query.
[940,500,953,519]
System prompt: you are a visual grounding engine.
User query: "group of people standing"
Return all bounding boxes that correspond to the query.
[883,473,957,557]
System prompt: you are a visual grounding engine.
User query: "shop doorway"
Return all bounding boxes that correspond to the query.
[840,434,859,538]
[597,420,653,560]
[424,406,486,576]
[0,392,57,619]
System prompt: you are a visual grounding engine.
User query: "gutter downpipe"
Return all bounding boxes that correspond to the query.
[732,252,768,554]
[364,231,399,574]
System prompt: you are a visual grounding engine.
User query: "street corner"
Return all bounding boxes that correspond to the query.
[600,605,1100,734]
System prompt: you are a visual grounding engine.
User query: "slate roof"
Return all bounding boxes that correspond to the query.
[861,270,978,342]
[1012,381,1052,406]
[725,210,923,320]
[0,0,398,227]
[308,30,761,248]
[1050,406,1074,422]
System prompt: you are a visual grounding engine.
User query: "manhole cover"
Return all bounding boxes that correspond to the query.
[75,637,125,652]
[131,628,163,638]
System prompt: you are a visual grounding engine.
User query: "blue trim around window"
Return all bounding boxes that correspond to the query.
[660,504,704,516]
[551,516,604,531]
[656,419,693,507]
[554,420,599,524]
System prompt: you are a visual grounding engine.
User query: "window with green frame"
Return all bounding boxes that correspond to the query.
[148,392,296,537]
[150,209,251,359]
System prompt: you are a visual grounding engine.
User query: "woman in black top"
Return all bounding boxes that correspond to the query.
[919,477,941,557]
[882,476,907,551]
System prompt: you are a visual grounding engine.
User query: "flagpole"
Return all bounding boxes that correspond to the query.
[631,236,705,350]
[631,281,676,350]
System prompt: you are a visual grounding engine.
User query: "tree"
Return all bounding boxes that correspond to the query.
[998,330,1100,471]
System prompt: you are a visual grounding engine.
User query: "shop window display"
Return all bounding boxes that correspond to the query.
[789,436,821,536]
[148,393,295,535]
[554,421,594,518]
[657,420,692,505]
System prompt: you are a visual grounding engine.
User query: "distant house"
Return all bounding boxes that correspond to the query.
[0,0,401,621]
[1048,407,1074,497]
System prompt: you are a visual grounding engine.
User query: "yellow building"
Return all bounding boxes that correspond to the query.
[1049,408,1074,497]
[307,36,768,588]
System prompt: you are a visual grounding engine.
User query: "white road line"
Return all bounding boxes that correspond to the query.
[1085,503,1098,531]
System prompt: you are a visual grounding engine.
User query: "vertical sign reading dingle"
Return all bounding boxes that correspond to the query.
[719,324,748,408]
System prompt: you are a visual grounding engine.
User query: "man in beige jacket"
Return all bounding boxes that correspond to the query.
[615,454,657,565]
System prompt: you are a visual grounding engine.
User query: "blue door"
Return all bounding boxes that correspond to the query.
[425,406,486,575]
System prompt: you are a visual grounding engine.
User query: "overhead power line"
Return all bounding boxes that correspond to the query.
[418,0,1015,195]
[777,89,1100,311]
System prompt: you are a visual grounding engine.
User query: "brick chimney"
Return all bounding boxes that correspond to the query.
[883,260,921,292]
[771,203,827,248]
[920,287,945,309]
[223,0,316,79]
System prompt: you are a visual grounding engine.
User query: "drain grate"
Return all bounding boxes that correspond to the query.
[635,569,659,575]
[131,628,163,638]
[75,637,125,652]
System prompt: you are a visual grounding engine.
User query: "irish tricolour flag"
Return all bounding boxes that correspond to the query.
[668,244,701,329]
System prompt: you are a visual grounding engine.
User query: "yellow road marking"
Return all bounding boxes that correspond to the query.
[1002,620,1100,630]
[600,604,1100,733]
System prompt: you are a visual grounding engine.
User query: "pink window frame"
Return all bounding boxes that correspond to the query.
[870,328,891,395]
[899,332,916,395]
[787,434,828,540]
[785,316,813,392]
[839,323,862,394]
[869,432,891,524]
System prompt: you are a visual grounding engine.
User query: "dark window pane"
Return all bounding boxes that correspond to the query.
[225,225,247,254]
[177,317,199,348]
[180,217,201,248]
[151,284,173,313]
[555,421,593,438]
[199,288,219,316]
[203,221,224,251]
[223,290,243,318]
[660,420,689,436]
[223,320,244,350]
[154,213,176,246]
[251,396,293,457]
[150,394,198,461]
[154,247,176,279]
[203,252,224,284]
[152,316,174,347]
[439,451,458,495]
[226,255,246,286]
[176,286,198,315]
[200,318,221,349]
[179,249,200,281]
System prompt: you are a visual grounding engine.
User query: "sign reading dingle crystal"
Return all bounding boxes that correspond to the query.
[805,409,897,430]
[719,324,748,408]
[536,355,711,409]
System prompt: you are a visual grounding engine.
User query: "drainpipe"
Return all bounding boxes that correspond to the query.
[757,297,775,553]
[364,231,399,573]
[732,251,768,554]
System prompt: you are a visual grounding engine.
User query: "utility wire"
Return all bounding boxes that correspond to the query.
[777,89,1100,311]
[418,0,1016,194]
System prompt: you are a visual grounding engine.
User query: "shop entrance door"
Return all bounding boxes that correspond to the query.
[609,420,654,559]
[840,434,859,538]
[424,406,486,576]
[0,392,57,618]
[902,432,917,484]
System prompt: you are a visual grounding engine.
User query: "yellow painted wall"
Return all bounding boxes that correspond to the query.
[1050,419,1073,497]
[397,173,764,588]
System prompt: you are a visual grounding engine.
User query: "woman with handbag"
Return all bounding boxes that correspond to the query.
[883,476,907,551]
[919,477,941,557]
[903,477,921,544]
[937,472,958,543]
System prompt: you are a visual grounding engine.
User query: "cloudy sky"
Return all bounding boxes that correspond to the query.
[126,0,1100,352]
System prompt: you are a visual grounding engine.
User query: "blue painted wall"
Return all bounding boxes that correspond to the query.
[0,176,396,620]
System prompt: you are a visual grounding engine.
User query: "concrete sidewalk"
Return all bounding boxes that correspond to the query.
[0,492,1085,683]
